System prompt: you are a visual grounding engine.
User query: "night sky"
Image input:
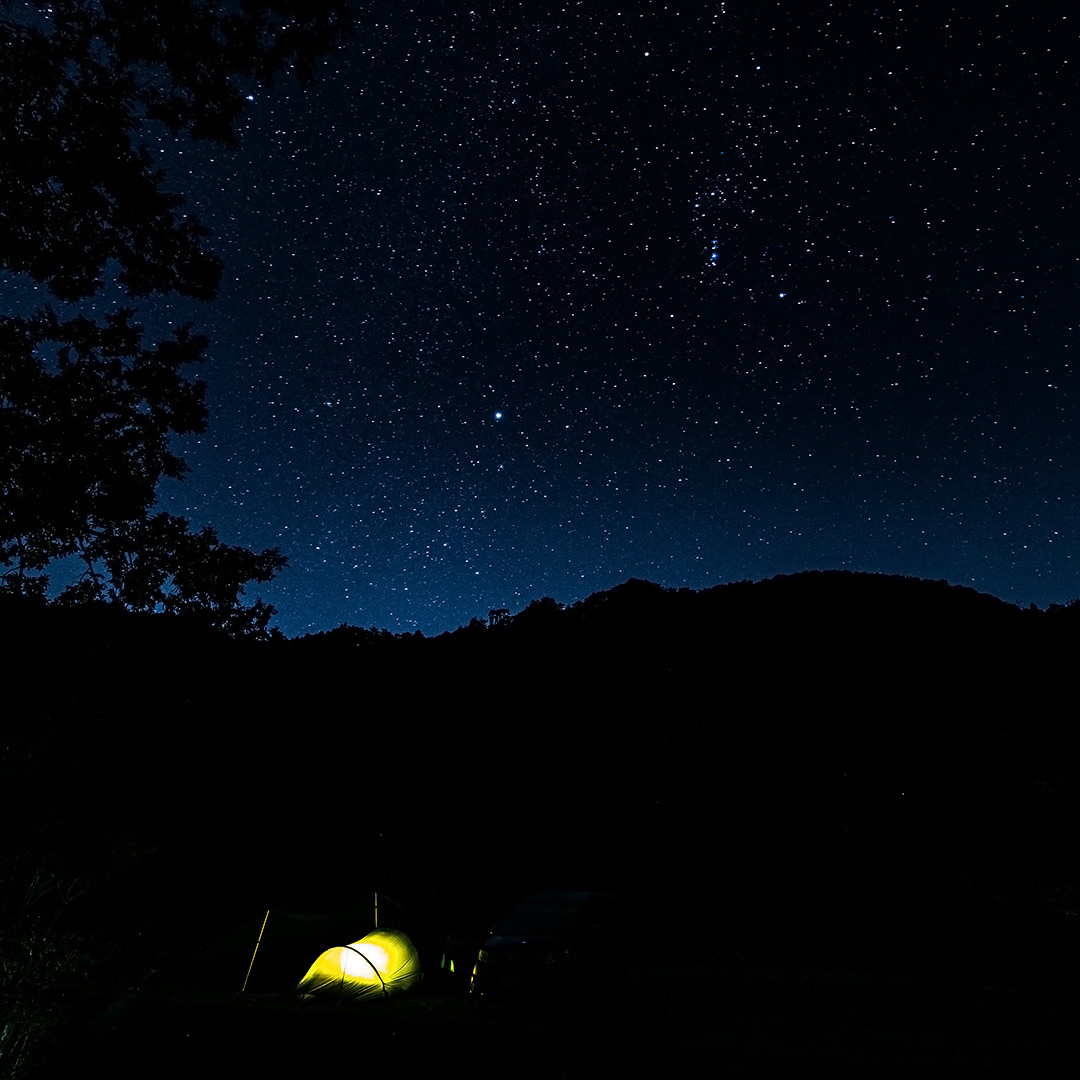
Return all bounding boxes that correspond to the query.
[59,3,1080,635]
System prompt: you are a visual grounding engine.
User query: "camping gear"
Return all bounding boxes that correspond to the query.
[470,892,621,1000]
[296,927,421,1000]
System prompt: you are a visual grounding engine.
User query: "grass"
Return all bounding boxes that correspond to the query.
[34,954,1080,1079]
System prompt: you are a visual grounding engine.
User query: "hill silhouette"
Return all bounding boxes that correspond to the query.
[4,570,1080,1070]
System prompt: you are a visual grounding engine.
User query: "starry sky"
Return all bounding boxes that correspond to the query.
[65,3,1080,635]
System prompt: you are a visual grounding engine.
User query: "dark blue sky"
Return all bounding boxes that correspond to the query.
[122,2,1079,636]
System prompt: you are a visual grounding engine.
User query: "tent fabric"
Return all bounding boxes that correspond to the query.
[296,927,421,1000]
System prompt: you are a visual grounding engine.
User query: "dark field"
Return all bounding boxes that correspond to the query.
[42,957,1080,1079]
[8,576,1080,1078]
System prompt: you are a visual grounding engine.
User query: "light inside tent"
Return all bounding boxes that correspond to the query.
[296,927,421,1000]
[340,942,390,977]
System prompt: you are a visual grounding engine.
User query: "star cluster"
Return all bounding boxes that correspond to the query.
[137,2,1079,634]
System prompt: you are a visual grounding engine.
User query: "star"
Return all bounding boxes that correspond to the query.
[125,3,1079,636]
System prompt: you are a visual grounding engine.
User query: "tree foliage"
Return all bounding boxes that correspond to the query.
[0,857,97,1079]
[0,308,206,576]
[0,0,354,634]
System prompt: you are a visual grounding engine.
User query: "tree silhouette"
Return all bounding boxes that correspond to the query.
[0,0,353,633]
[1,308,206,588]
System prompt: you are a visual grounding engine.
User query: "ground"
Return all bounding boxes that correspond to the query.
[38,957,1080,1078]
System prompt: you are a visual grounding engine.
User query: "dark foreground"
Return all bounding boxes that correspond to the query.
[38,958,1080,1079]
[9,578,1080,1077]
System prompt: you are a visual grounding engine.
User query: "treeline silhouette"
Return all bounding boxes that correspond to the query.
[4,570,1080,1017]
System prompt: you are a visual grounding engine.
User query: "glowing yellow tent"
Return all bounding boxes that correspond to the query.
[296,928,421,1000]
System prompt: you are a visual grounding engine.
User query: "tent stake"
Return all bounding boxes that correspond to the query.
[242,909,271,993]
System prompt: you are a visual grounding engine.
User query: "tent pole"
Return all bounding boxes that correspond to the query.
[375,891,378,928]
[241,909,271,993]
